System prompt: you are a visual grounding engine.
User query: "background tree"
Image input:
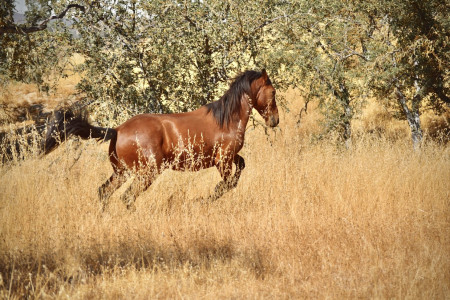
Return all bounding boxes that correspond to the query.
[0,0,80,91]
[1,0,448,148]
[67,0,286,124]
[369,0,449,149]
[262,0,379,147]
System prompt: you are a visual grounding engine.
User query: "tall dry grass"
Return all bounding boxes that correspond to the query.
[0,90,449,298]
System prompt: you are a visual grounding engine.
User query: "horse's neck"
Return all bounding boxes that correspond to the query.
[232,94,253,136]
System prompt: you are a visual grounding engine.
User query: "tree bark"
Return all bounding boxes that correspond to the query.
[339,82,352,149]
[395,87,423,150]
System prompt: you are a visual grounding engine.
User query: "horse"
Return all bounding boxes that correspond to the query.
[44,69,279,209]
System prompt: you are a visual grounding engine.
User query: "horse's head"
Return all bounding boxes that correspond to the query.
[251,69,279,127]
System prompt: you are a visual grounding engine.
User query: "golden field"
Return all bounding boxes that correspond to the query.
[0,82,449,298]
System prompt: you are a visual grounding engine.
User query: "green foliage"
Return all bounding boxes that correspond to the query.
[366,0,449,147]
[370,0,449,111]
[262,0,377,143]
[1,0,448,146]
[0,0,74,91]
[68,0,284,122]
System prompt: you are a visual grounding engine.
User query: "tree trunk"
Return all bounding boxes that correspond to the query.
[343,105,352,149]
[338,82,352,149]
[395,88,423,150]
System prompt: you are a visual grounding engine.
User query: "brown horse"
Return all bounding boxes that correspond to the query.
[45,69,279,209]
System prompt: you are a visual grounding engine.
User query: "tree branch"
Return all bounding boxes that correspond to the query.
[0,4,85,34]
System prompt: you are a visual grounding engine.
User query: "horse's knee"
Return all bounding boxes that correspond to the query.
[235,155,245,170]
[238,157,245,170]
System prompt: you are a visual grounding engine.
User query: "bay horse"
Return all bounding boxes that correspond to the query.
[45,69,279,209]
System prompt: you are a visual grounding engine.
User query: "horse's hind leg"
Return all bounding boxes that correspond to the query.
[120,171,156,210]
[98,171,126,210]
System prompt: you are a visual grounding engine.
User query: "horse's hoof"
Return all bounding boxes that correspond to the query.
[126,203,137,212]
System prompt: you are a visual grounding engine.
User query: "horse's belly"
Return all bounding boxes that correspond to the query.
[167,151,215,171]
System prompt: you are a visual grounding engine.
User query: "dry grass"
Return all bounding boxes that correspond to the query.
[0,90,449,299]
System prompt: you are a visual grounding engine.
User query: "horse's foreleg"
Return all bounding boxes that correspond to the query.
[230,154,245,188]
[98,172,126,210]
[210,154,245,201]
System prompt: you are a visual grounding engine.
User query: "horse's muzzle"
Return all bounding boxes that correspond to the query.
[268,115,279,127]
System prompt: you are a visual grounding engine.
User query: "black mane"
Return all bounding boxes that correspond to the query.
[206,70,264,128]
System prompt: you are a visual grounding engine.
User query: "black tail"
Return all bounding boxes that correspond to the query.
[44,109,116,154]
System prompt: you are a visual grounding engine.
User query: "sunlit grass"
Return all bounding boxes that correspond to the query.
[0,89,449,298]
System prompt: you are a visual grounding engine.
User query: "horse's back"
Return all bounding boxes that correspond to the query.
[112,109,214,169]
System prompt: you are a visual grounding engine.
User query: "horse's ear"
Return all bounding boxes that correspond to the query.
[261,69,268,81]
